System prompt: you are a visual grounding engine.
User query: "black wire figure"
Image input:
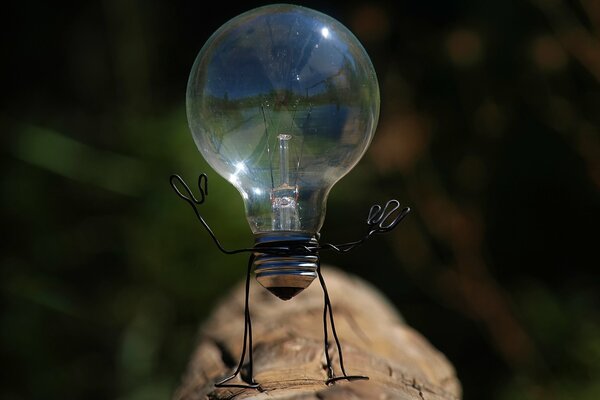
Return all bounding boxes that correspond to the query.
[170,173,410,389]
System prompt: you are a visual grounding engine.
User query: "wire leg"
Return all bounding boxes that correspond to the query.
[321,276,334,380]
[214,254,260,389]
[317,263,369,385]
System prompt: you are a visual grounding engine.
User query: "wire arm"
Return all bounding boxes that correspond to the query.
[170,174,254,255]
[170,174,307,257]
[319,199,411,253]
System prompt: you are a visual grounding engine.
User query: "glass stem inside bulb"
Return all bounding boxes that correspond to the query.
[271,133,300,231]
[279,133,291,186]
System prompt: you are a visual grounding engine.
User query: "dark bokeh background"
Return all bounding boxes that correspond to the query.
[2,1,599,399]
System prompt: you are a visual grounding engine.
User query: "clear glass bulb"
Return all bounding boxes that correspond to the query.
[187,4,379,299]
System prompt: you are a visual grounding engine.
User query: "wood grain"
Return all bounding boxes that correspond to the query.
[174,266,461,400]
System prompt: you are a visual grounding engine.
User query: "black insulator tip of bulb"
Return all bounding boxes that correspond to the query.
[267,287,305,301]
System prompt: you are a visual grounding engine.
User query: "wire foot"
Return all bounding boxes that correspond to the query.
[214,373,261,389]
[326,375,369,385]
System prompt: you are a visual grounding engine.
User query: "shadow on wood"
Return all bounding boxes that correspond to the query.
[174,266,461,399]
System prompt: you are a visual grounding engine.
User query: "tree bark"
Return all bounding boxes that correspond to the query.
[174,266,461,400]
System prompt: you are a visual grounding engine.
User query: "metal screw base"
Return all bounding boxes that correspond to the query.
[253,233,319,300]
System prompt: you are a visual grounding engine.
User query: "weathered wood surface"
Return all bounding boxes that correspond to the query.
[174,267,461,400]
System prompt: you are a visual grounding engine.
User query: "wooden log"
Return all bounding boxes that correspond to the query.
[174,267,461,400]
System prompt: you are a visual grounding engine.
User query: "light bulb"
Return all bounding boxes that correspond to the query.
[187,4,379,300]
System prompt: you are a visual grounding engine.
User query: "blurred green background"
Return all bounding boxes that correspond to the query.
[2,0,599,399]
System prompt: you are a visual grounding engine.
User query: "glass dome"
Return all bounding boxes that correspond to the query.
[187,3,379,235]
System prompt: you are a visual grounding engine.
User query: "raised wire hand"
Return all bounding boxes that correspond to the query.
[366,199,411,235]
[170,173,208,205]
